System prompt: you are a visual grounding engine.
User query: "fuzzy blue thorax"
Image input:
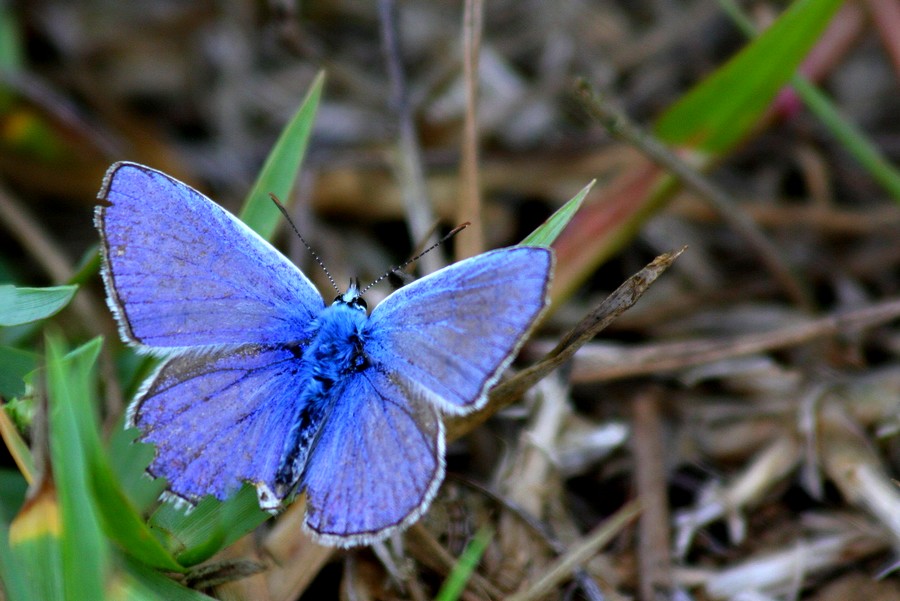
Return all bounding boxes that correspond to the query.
[306,292,369,385]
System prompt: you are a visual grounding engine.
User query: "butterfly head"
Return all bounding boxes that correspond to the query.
[333,279,368,312]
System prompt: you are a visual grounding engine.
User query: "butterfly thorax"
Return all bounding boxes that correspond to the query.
[305,298,369,385]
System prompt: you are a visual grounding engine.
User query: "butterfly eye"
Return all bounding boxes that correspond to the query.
[351,297,368,311]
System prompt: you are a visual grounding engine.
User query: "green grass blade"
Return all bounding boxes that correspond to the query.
[792,78,900,201]
[434,526,493,601]
[68,245,103,288]
[107,426,165,512]
[238,71,325,239]
[6,482,63,601]
[519,180,593,248]
[718,0,900,202]
[0,470,27,516]
[0,285,78,326]
[46,340,183,571]
[87,453,184,572]
[45,335,108,601]
[0,345,37,398]
[117,556,216,600]
[149,485,268,567]
[72,407,182,571]
[1,530,35,601]
[0,470,29,600]
[655,0,844,155]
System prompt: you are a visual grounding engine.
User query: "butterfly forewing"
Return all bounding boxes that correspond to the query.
[97,162,324,350]
[364,247,553,415]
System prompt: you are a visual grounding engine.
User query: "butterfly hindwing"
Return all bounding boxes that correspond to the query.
[130,344,309,507]
[96,162,324,350]
[300,365,443,547]
[363,246,553,415]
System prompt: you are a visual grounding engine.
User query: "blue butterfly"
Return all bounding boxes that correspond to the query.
[95,162,553,547]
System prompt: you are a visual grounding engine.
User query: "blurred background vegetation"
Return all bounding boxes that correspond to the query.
[2,0,900,599]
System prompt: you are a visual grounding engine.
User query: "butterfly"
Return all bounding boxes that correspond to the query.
[95,162,553,547]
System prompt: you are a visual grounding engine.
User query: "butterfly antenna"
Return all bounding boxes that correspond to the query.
[360,222,470,295]
[269,193,340,294]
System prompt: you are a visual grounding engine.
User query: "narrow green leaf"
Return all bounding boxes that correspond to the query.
[0,473,29,601]
[117,556,216,601]
[1,525,36,601]
[149,497,226,562]
[239,71,325,239]
[0,345,37,398]
[108,426,165,512]
[655,0,844,155]
[45,335,108,601]
[0,469,27,516]
[434,526,493,601]
[0,285,78,326]
[717,0,900,202]
[48,343,183,571]
[520,180,593,248]
[795,77,900,203]
[6,483,63,601]
[118,353,160,400]
[149,485,268,567]
[88,453,184,572]
[69,245,103,288]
